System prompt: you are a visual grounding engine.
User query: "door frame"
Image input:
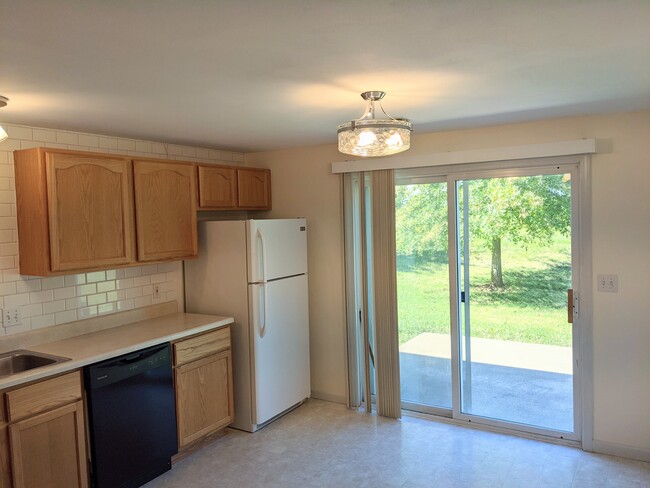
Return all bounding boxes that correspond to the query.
[395,154,593,447]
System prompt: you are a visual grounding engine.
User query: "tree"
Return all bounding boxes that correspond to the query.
[465,175,571,287]
[395,175,571,287]
[395,183,448,259]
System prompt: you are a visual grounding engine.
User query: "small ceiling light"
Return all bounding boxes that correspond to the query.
[0,96,8,143]
[337,91,412,157]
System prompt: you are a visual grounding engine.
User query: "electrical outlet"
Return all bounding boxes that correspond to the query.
[597,274,618,293]
[2,308,22,327]
[153,284,161,299]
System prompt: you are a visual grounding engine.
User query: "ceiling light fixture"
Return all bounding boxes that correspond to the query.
[337,91,412,157]
[0,96,8,143]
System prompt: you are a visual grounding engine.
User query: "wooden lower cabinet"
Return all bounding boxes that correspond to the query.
[8,402,87,488]
[173,327,234,450]
[1,372,87,488]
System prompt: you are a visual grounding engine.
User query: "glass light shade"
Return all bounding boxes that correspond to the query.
[0,126,7,143]
[338,123,411,157]
[337,91,412,157]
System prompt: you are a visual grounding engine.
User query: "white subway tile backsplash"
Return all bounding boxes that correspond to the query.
[125,287,143,299]
[0,242,18,255]
[76,283,97,296]
[135,141,152,153]
[43,300,66,314]
[65,274,86,286]
[55,310,78,325]
[66,296,87,310]
[54,286,76,300]
[156,262,178,273]
[78,134,99,147]
[116,278,133,290]
[0,124,238,334]
[86,271,106,283]
[56,132,79,145]
[16,279,42,294]
[6,126,33,140]
[41,276,65,290]
[117,299,135,311]
[117,139,136,151]
[33,129,57,143]
[4,293,29,308]
[97,281,116,293]
[0,282,16,295]
[0,257,14,270]
[0,165,14,178]
[77,306,98,319]
[29,290,54,303]
[150,273,167,284]
[0,217,17,230]
[2,268,23,282]
[133,295,152,308]
[21,303,42,318]
[19,140,40,150]
[31,314,55,329]
[98,302,117,315]
[141,265,158,276]
[98,137,118,149]
[124,267,141,278]
[133,276,150,287]
[87,293,107,306]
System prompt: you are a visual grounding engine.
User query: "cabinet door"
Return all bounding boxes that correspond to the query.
[9,401,88,488]
[46,152,135,271]
[0,399,11,488]
[133,160,198,261]
[237,168,271,209]
[175,350,234,448]
[198,165,238,209]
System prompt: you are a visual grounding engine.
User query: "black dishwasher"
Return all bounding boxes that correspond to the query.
[84,343,178,488]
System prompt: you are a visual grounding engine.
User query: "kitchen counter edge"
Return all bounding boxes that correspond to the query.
[0,312,234,390]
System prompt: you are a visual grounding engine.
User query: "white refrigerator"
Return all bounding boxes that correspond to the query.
[184,219,310,432]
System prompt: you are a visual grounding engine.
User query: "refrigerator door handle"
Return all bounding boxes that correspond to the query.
[256,228,268,283]
[258,283,267,338]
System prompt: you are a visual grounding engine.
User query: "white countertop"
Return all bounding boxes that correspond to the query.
[0,312,234,390]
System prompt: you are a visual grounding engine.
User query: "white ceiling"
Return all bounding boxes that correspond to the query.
[1,1,649,153]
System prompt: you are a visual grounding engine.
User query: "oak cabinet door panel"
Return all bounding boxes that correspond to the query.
[133,160,198,261]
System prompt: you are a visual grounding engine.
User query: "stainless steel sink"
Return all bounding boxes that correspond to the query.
[0,350,70,378]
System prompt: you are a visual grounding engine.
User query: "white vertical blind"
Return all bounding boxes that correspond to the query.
[343,170,401,419]
[371,170,401,418]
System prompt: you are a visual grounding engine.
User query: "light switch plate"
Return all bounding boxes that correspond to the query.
[2,308,22,327]
[597,274,618,293]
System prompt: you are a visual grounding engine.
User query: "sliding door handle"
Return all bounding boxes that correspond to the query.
[568,289,574,324]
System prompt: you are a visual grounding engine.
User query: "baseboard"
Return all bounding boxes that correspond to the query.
[310,390,347,405]
[591,440,650,462]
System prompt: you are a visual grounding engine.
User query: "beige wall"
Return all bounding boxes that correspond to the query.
[0,124,244,335]
[246,110,650,457]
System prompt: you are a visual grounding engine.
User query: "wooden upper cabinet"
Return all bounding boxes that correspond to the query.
[133,160,198,262]
[197,165,238,209]
[237,168,271,209]
[14,148,136,276]
[46,152,135,272]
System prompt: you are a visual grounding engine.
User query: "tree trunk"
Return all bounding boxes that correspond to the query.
[491,237,504,288]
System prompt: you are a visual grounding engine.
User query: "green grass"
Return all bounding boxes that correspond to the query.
[397,236,572,347]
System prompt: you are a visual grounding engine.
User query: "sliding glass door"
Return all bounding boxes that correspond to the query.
[396,179,452,412]
[395,164,580,439]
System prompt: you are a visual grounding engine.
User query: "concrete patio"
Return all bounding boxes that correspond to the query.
[399,333,574,432]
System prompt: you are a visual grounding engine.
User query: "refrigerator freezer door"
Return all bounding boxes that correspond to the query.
[249,274,310,426]
[247,219,307,283]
